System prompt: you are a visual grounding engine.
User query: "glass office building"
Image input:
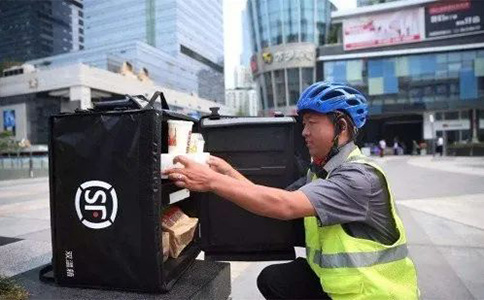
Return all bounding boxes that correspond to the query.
[247,0,333,115]
[82,0,224,103]
[0,0,84,62]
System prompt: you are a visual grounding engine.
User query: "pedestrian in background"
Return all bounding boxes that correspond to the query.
[393,137,400,155]
[379,138,386,157]
[437,136,444,156]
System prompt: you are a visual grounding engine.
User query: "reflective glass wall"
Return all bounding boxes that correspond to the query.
[247,0,332,113]
[322,49,484,114]
[248,0,331,51]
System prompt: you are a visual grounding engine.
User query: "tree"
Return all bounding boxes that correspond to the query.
[0,131,21,153]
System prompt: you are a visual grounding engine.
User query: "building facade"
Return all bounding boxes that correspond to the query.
[0,0,84,63]
[247,0,333,115]
[82,0,224,103]
[357,0,401,7]
[319,0,484,151]
[0,63,234,144]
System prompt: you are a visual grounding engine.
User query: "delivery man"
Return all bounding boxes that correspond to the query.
[165,81,419,299]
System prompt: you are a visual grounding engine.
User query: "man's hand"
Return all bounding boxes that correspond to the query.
[208,155,234,175]
[164,156,218,192]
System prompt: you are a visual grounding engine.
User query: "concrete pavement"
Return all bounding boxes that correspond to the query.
[1,156,484,299]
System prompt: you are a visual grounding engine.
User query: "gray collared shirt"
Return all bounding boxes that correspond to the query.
[299,142,399,245]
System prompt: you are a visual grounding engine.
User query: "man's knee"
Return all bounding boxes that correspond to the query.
[257,266,275,297]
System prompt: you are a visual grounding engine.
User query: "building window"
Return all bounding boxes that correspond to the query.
[435,112,442,121]
[300,0,314,43]
[283,0,299,43]
[461,110,469,119]
[274,70,286,107]
[444,111,459,120]
[301,67,314,91]
[287,68,300,105]
[259,86,266,110]
[257,0,269,48]
[268,0,282,45]
[248,1,258,52]
[264,72,274,108]
[460,130,470,142]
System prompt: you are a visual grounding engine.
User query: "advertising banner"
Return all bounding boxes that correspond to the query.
[3,109,16,134]
[343,8,425,51]
[425,0,484,38]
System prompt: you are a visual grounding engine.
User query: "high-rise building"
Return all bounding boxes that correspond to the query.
[0,0,84,63]
[226,66,258,116]
[82,0,224,103]
[247,0,334,115]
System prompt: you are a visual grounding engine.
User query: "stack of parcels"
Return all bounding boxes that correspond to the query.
[161,206,198,260]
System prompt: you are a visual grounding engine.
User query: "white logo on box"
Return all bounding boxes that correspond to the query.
[75,180,118,229]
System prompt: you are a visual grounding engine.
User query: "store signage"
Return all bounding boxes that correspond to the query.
[254,43,316,75]
[75,180,118,229]
[343,7,425,50]
[425,0,484,38]
[262,49,314,65]
[262,52,273,64]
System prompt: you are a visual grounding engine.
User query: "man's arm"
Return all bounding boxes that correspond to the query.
[165,156,315,220]
[208,155,253,184]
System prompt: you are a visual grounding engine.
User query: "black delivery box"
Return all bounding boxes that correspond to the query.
[44,92,305,293]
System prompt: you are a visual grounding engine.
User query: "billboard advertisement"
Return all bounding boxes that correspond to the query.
[343,8,425,51]
[425,0,484,38]
[3,109,16,135]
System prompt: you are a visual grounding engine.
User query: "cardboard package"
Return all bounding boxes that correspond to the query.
[161,231,170,262]
[161,206,198,258]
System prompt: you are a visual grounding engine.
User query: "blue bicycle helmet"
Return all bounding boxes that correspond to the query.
[297,81,368,129]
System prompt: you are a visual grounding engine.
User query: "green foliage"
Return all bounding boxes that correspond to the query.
[0,275,29,300]
[0,131,21,153]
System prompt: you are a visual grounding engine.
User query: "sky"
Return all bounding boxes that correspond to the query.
[223,0,357,88]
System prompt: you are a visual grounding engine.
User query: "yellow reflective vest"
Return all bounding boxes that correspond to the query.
[305,148,419,299]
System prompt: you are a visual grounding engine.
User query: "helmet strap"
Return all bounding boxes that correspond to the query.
[323,112,345,164]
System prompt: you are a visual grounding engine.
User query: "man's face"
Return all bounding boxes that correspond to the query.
[301,112,336,159]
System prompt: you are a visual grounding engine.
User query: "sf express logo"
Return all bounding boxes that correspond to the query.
[75,180,118,229]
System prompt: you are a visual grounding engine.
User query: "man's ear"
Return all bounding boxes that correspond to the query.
[337,117,347,133]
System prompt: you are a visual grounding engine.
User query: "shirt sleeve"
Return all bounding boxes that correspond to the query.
[299,163,373,226]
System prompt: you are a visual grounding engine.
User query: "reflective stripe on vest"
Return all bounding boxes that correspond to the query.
[308,244,408,268]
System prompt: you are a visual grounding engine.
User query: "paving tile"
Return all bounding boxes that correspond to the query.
[398,194,484,230]
[0,216,50,238]
[0,239,51,277]
[409,244,474,300]
[437,247,484,299]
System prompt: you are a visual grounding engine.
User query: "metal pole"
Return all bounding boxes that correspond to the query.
[29,151,33,178]
[471,108,479,143]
